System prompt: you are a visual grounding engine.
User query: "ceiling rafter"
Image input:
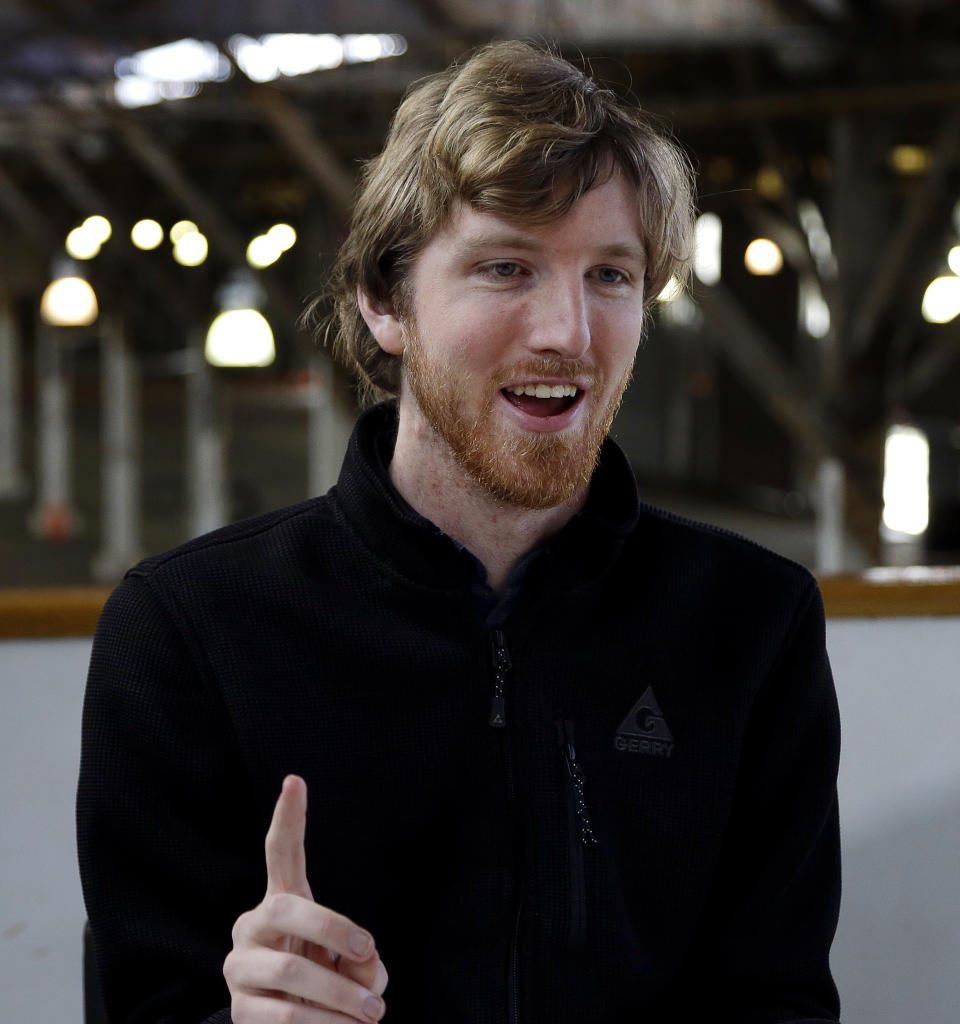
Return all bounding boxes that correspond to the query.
[27,118,203,327]
[0,165,60,256]
[112,109,305,330]
[247,84,355,217]
[848,109,960,360]
[664,79,960,128]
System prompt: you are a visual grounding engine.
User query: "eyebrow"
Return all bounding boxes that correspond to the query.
[453,232,647,268]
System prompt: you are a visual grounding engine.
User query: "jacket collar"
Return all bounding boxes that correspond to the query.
[334,402,640,594]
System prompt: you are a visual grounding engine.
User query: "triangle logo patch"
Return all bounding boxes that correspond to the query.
[616,687,674,742]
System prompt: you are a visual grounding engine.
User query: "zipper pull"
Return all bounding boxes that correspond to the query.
[489,630,510,728]
[489,695,506,728]
[557,718,598,845]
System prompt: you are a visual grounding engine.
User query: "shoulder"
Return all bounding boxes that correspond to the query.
[98,494,348,637]
[127,493,338,583]
[624,501,820,618]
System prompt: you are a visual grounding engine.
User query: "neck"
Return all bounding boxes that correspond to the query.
[388,401,587,594]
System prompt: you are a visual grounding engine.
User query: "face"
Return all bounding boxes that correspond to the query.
[367,172,648,510]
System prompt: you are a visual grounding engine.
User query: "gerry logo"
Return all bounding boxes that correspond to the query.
[614,687,674,757]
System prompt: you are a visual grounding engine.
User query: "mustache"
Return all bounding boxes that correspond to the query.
[494,357,599,388]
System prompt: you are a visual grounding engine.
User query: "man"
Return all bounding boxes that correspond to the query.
[78,40,841,1024]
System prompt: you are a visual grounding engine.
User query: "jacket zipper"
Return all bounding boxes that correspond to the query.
[489,629,510,727]
[490,630,521,1021]
[557,718,597,951]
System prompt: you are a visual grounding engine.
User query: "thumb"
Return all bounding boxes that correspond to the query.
[264,774,313,899]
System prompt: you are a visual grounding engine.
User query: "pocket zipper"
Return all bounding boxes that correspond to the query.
[556,718,597,950]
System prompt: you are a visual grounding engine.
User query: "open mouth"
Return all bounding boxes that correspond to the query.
[501,383,581,419]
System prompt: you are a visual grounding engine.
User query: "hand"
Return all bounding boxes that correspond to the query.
[224,775,388,1022]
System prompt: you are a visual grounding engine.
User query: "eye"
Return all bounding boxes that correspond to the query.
[594,266,628,285]
[487,261,520,278]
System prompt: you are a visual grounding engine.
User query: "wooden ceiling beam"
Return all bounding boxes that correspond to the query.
[0,164,60,257]
[662,79,960,128]
[113,111,304,329]
[697,283,831,462]
[247,84,355,217]
[904,325,960,401]
[847,110,960,360]
[696,282,883,512]
[28,124,202,326]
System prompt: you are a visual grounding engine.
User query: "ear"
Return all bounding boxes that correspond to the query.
[357,287,404,356]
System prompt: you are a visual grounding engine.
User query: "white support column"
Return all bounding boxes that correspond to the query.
[0,298,26,500]
[29,322,77,539]
[307,357,336,497]
[814,456,846,572]
[91,315,142,580]
[187,337,226,537]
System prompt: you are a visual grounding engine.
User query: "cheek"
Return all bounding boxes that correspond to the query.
[450,307,518,361]
[598,310,644,363]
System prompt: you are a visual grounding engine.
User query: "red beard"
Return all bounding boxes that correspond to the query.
[403,324,631,510]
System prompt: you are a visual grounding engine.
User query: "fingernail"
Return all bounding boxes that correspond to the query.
[350,930,373,957]
[363,994,384,1021]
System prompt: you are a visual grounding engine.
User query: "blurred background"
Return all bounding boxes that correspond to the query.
[2,3,960,1024]
[1,0,959,584]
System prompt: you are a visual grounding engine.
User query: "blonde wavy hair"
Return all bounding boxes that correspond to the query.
[309,39,696,405]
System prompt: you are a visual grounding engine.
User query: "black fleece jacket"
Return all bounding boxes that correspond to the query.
[77,403,841,1024]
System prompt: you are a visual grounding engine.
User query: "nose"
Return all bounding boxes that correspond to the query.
[527,275,591,360]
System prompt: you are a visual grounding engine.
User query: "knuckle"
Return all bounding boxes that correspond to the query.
[222,952,236,987]
[272,952,301,987]
[231,910,252,945]
[229,992,252,1022]
[276,1003,299,1024]
[262,891,292,923]
[311,911,336,947]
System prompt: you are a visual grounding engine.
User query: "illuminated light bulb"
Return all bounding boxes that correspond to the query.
[66,226,101,260]
[656,276,683,302]
[744,238,783,276]
[229,35,280,83]
[131,219,164,250]
[205,309,275,367]
[158,81,201,102]
[889,145,930,175]
[799,278,831,339]
[754,166,784,201]
[947,246,960,277]
[114,78,162,108]
[246,234,281,269]
[882,425,929,537]
[264,33,343,75]
[170,219,199,243]
[921,276,960,324]
[173,231,208,266]
[343,34,384,62]
[267,223,296,251]
[660,292,701,329]
[693,212,721,286]
[83,215,112,243]
[40,277,99,326]
[121,38,229,84]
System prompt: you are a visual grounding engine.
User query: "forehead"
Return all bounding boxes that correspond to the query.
[422,173,647,266]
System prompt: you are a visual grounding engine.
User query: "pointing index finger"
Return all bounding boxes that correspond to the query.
[265,774,311,898]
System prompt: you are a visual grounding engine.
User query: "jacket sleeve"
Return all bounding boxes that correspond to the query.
[684,579,842,1023]
[77,573,264,1024]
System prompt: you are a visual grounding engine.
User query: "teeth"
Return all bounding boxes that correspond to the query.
[506,383,578,398]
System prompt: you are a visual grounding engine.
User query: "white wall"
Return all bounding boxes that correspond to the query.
[1,619,959,1023]
[828,617,960,1024]
[1,638,89,1024]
